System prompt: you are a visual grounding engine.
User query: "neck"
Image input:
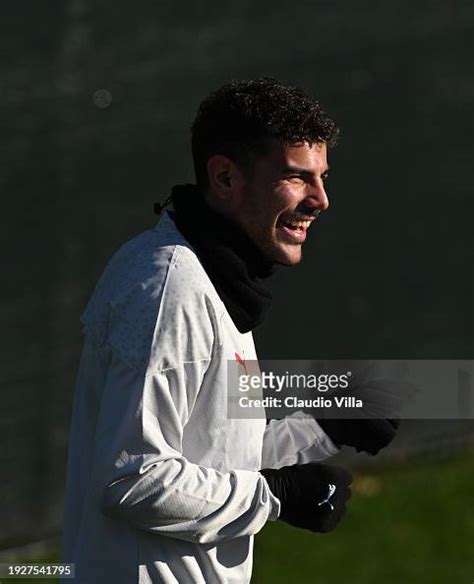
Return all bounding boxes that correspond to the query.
[168,183,275,332]
[202,187,238,223]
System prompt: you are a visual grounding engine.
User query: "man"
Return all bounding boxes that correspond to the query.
[61,78,397,583]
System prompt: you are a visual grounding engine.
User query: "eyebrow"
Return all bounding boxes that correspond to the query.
[280,165,330,179]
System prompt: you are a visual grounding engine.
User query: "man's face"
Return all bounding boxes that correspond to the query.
[232,140,330,265]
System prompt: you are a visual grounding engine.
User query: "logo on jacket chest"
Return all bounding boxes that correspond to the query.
[234,350,248,375]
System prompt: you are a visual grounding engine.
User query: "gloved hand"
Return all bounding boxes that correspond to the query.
[260,462,352,533]
[316,418,400,455]
[305,360,407,455]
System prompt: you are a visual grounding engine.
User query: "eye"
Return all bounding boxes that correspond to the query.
[285,175,305,184]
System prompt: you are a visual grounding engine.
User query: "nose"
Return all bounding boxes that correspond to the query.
[304,181,329,213]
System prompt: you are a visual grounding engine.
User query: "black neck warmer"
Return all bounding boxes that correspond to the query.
[167,184,275,333]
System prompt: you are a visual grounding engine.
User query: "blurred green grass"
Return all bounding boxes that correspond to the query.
[6,455,473,584]
[253,455,474,583]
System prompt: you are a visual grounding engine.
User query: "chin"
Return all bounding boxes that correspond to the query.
[279,256,302,266]
[254,235,303,266]
[272,246,303,266]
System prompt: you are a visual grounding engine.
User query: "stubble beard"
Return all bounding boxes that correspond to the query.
[238,185,303,266]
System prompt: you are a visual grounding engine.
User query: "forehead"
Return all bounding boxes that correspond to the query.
[260,140,328,171]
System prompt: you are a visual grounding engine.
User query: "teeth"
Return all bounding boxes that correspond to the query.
[286,218,311,229]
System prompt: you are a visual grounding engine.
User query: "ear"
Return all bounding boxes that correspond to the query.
[206,155,244,204]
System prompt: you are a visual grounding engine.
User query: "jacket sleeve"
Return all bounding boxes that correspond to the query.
[261,411,339,469]
[96,348,280,544]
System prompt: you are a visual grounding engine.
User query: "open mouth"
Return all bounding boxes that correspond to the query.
[276,216,312,242]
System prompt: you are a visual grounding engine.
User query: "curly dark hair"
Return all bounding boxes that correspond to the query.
[191,77,339,187]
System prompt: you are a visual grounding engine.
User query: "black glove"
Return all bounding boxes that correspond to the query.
[317,418,400,455]
[307,361,407,455]
[260,462,352,533]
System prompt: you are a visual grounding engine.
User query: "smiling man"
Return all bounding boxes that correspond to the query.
[61,78,395,584]
[209,139,330,265]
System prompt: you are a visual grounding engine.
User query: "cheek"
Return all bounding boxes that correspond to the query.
[272,185,299,213]
[241,182,296,228]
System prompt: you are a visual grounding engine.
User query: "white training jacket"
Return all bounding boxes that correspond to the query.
[60,211,338,584]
